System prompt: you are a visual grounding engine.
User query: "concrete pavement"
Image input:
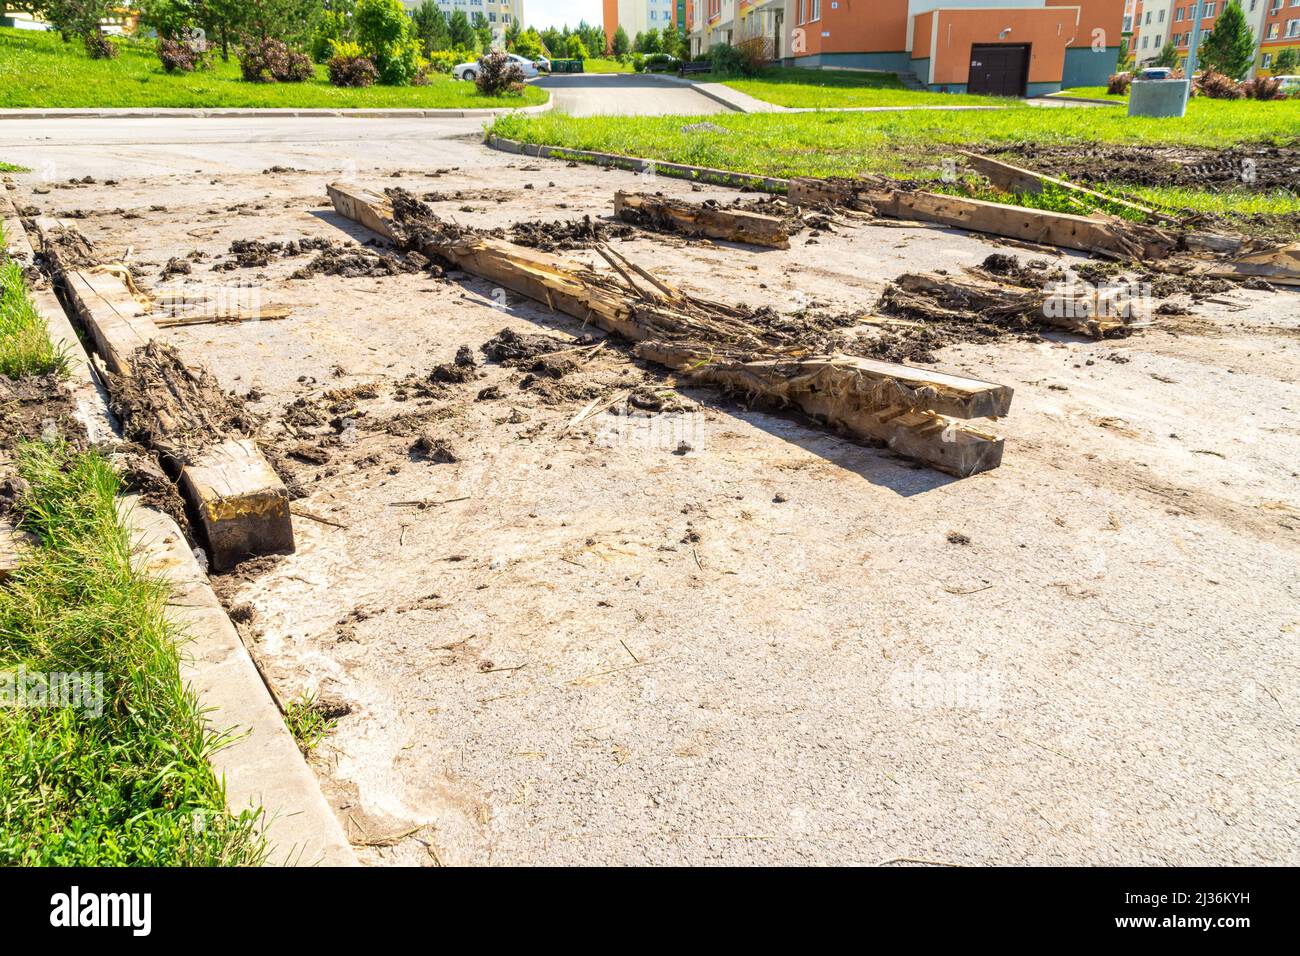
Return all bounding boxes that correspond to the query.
[535,73,729,116]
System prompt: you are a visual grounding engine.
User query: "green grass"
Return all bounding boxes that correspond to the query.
[0,161,27,173]
[700,67,1011,108]
[493,98,1300,181]
[283,692,336,754]
[0,28,547,109]
[491,97,1300,232]
[1,227,67,379]
[582,57,635,74]
[0,443,266,865]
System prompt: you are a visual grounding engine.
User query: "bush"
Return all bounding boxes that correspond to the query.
[311,11,352,64]
[1195,68,1244,100]
[426,49,463,74]
[83,31,118,60]
[708,40,764,78]
[238,37,315,83]
[1106,72,1131,96]
[475,51,525,96]
[157,36,209,73]
[1241,75,1282,101]
[328,48,379,87]
[355,0,425,85]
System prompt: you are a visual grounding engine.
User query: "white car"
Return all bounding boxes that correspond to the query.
[1274,75,1300,95]
[453,54,539,82]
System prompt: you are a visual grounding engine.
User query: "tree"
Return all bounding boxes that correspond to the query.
[411,1,449,54]
[503,18,521,50]
[565,34,587,61]
[1199,0,1255,80]
[472,11,492,51]
[447,8,476,51]
[1273,47,1299,74]
[636,28,661,54]
[1153,40,1180,69]
[33,0,110,41]
[661,25,683,59]
[612,25,629,57]
[512,28,543,59]
[241,0,318,47]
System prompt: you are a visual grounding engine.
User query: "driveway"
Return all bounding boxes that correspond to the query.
[534,73,730,116]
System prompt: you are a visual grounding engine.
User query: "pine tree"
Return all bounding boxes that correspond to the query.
[412,1,450,54]
[1272,47,1298,74]
[1153,41,1180,69]
[1198,1,1255,80]
[448,8,476,51]
[612,25,630,56]
[472,11,493,52]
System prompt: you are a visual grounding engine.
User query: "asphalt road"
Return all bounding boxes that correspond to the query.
[534,73,730,116]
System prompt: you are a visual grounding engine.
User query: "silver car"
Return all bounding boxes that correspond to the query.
[453,53,539,82]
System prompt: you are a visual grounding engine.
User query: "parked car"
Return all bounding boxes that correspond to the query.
[533,56,551,73]
[1274,75,1300,96]
[452,54,539,82]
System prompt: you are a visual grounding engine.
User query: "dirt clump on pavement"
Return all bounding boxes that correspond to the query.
[430,345,481,385]
[411,432,459,463]
[507,216,635,252]
[290,245,423,279]
[107,340,264,465]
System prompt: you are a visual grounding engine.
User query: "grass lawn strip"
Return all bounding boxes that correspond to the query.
[0,224,66,379]
[701,67,1011,109]
[0,28,546,110]
[490,102,1300,231]
[1,234,265,866]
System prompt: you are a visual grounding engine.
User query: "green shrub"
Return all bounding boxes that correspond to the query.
[475,50,524,96]
[355,0,425,85]
[238,36,314,83]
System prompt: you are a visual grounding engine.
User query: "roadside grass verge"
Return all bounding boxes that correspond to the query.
[697,67,1011,108]
[0,162,27,173]
[490,101,1300,231]
[0,442,267,866]
[583,58,635,74]
[0,28,547,109]
[1,227,66,378]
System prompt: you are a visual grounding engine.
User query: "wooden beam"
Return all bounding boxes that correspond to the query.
[1206,241,1300,288]
[788,177,1176,260]
[958,150,1159,220]
[328,181,1010,477]
[614,191,792,248]
[32,219,294,571]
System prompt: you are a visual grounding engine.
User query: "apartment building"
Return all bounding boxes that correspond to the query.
[1128,0,1299,73]
[689,1,1125,95]
[603,0,685,48]
[404,0,524,46]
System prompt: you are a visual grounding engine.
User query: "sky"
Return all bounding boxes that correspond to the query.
[526,1,604,31]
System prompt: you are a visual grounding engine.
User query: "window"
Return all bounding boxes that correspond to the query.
[1159,9,1165,21]
[1262,52,1273,66]
[1289,21,1300,38]
[810,0,822,20]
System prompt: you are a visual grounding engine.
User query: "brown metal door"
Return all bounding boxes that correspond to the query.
[968,44,1030,97]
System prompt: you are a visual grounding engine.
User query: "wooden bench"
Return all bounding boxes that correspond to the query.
[678,61,711,76]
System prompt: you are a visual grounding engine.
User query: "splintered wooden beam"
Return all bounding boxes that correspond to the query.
[1206,242,1300,287]
[328,181,1010,476]
[958,150,1159,220]
[787,177,1175,261]
[614,191,792,248]
[32,218,294,571]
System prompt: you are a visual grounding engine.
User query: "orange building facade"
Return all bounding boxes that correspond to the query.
[688,1,1126,95]
[1129,0,1300,74]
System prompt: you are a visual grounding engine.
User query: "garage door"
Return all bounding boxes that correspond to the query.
[968,44,1030,97]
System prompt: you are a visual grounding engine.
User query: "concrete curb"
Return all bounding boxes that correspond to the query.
[485,134,790,193]
[125,500,358,867]
[1,186,357,867]
[1039,94,1125,106]
[651,74,775,113]
[0,96,552,121]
